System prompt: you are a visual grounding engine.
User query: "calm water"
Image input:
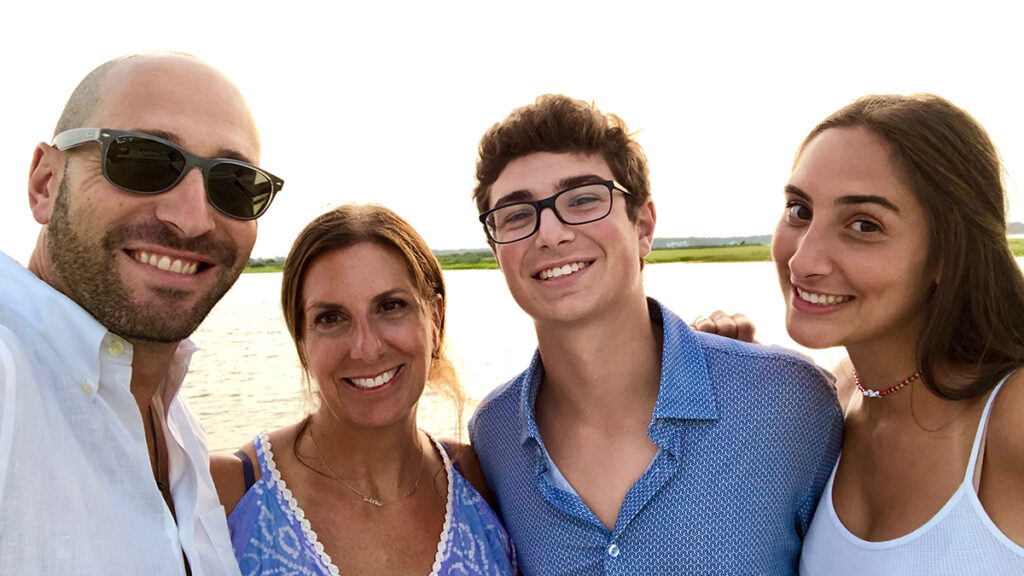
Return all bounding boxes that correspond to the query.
[185,258,1024,451]
[184,261,851,452]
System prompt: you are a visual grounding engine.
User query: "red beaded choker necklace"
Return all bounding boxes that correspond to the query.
[853,369,921,398]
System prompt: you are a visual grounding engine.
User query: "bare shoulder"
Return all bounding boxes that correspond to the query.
[446,440,495,506]
[980,368,1024,544]
[210,440,260,514]
[988,368,1024,462]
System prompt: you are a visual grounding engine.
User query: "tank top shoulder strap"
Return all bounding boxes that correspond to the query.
[234,449,256,491]
[437,438,466,475]
[966,368,1021,489]
[252,432,276,484]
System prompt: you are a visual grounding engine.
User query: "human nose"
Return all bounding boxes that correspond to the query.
[153,168,217,237]
[532,205,573,248]
[349,319,384,362]
[781,221,833,281]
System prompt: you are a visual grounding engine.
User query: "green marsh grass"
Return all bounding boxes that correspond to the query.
[246,239,1021,273]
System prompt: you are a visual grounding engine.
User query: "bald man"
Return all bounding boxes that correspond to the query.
[0,53,283,575]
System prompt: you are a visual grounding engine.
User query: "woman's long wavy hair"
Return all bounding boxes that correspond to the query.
[797,93,1024,399]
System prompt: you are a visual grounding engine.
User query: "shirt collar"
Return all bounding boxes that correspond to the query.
[515,297,719,448]
[164,339,198,405]
[649,298,719,422]
[0,252,196,401]
[517,350,546,446]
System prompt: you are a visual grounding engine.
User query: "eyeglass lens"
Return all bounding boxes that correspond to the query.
[104,135,274,219]
[487,183,613,243]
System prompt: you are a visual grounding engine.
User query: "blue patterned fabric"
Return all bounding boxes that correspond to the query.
[227,433,517,576]
[468,299,844,575]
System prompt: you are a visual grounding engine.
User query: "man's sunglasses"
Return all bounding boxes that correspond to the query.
[52,128,284,220]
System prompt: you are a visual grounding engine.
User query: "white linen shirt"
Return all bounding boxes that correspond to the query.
[0,252,240,576]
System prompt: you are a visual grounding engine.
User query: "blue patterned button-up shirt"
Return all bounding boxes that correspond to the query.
[468,299,843,575]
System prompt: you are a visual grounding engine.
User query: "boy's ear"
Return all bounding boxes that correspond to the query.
[636,199,656,258]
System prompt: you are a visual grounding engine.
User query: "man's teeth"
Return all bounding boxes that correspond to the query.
[350,367,399,389]
[798,288,849,305]
[133,251,200,275]
[539,262,588,280]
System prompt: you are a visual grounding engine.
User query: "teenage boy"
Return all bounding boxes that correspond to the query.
[468,95,843,575]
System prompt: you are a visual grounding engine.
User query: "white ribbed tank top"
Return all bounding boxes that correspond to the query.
[799,371,1024,575]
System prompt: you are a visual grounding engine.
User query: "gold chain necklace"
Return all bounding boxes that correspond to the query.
[307,425,425,507]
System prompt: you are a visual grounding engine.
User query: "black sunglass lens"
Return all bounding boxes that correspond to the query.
[105,137,186,193]
[207,163,274,219]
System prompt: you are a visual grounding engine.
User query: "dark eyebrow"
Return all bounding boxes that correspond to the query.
[136,128,252,163]
[784,184,901,214]
[836,195,901,214]
[492,189,534,208]
[491,174,609,209]
[784,184,810,201]
[558,174,608,189]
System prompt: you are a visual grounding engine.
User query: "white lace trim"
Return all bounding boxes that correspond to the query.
[427,432,456,576]
[256,431,341,576]
[256,430,456,576]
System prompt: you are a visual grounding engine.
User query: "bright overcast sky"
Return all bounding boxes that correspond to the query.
[2,1,1021,264]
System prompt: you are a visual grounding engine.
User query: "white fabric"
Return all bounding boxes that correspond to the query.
[0,252,240,576]
[800,371,1024,575]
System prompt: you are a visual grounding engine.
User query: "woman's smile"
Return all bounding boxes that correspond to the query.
[346,365,402,390]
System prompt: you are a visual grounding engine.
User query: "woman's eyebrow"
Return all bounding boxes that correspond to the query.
[784,184,902,214]
[837,194,901,214]
[784,184,810,201]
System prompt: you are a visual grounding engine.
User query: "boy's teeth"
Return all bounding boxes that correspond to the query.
[133,250,200,276]
[350,367,399,389]
[539,261,588,280]
[798,288,849,306]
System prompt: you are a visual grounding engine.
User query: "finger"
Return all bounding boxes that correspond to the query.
[730,313,757,343]
[691,315,716,333]
[709,312,740,340]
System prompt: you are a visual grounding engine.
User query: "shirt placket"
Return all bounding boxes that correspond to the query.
[99,333,187,576]
[604,424,681,575]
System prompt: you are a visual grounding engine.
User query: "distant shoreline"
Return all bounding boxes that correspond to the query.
[245,238,1024,272]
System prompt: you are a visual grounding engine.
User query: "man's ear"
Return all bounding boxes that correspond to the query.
[28,143,63,225]
[636,199,656,258]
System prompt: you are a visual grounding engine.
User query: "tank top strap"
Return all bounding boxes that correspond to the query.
[437,438,467,476]
[252,431,275,483]
[965,369,1021,490]
[234,449,256,491]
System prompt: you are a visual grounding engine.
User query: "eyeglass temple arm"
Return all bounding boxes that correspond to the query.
[52,127,103,151]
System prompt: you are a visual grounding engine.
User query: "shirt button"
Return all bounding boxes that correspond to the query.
[107,340,124,357]
[607,543,620,558]
[80,382,93,394]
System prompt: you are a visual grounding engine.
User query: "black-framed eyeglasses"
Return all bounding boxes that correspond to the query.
[479,179,632,244]
[52,128,284,220]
